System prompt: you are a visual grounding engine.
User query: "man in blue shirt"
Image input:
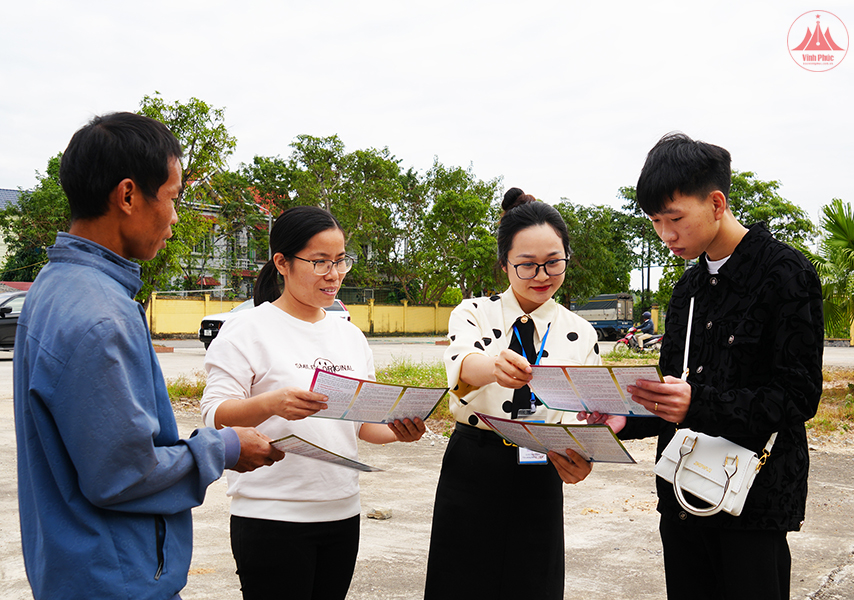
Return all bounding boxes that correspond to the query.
[14,112,284,600]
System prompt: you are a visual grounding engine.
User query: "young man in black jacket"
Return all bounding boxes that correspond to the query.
[593,133,823,599]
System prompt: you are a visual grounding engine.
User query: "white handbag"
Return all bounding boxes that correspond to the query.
[654,428,775,517]
[652,297,777,517]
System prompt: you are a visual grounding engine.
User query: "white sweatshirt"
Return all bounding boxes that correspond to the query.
[201,301,375,523]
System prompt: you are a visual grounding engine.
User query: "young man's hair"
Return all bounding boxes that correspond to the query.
[636,132,731,215]
[60,112,183,221]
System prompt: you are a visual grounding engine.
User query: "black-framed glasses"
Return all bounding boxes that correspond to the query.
[293,255,356,275]
[507,258,569,280]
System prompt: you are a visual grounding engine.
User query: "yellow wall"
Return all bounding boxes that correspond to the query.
[147,294,245,335]
[147,295,454,336]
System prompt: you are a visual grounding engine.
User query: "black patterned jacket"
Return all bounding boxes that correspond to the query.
[621,223,824,531]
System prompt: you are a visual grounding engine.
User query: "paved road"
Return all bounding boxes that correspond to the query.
[1,339,852,599]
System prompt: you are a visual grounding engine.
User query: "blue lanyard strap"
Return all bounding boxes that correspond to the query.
[512,322,551,366]
[512,322,551,409]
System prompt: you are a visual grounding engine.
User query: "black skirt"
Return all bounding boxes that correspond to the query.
[424,423,565,600]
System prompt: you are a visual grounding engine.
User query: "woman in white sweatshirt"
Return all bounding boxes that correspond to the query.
[200,206,425,600]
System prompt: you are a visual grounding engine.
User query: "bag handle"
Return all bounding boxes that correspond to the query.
[671,433,737,517]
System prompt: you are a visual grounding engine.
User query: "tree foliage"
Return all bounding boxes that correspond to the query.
[181,169,271,295]
[335,147,402,287]
[417,160,500,302]
[244,136,405,288]
[241,155,297,215]
[0,154,69,280]
[554,201,632,305]
[7,93,827,322]
[386,167,429,303]
[801,199,854,337]
[135,93,239,305]
[618,186,671,312]
[139,92,237,187]
[729,171,817,246]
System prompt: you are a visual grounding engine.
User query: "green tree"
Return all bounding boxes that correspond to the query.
[386,167,429,304]
[136,93,239,305]
[801,199,854,338]
[729,171,817,245]
[554,201,632,305]
[183,170,271,295]
[619,186,671,313]
[336,147,402,287]
[0,154,69,281]
[139,92,237,188]
[287,134,347,212]
[418,160,500,302]
[240,155,297,215]
[250,136,405,288]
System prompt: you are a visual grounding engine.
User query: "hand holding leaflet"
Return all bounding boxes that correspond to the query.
[475,412,635,464]
[529,365,662,416]
[309,369,448,424]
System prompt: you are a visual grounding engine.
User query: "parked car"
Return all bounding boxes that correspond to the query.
[199,298,351,349]
[324,298,351,322]
[0,290,28,350]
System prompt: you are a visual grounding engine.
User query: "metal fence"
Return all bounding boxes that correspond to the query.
[338,286,401,305]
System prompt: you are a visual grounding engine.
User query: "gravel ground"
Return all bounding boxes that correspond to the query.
[1,342,852,599]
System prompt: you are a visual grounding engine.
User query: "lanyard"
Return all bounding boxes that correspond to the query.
[512,321,551,409]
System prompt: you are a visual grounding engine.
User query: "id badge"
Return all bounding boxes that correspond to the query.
[517,419,548,465]
[518,446,548,465]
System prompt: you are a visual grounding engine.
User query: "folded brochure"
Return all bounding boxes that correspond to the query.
[309,369,448,424]
[529,365,663,416]
[475,412,635,464]
[271,434,383,472]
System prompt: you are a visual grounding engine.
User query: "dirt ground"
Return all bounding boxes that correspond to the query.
[180,409,854,600]
[1,342,853,599]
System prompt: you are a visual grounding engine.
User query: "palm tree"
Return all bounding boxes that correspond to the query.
[802,199,854,339]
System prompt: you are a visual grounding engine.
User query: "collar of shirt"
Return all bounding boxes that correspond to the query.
[48,232,144,297]
[689,223,769,295]
[499,286,557,344]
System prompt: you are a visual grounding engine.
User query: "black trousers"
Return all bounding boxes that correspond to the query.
[424,423,565,600]
[230,514,360,600]
[659,515,791,600]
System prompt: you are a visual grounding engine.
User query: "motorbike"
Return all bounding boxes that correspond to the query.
[616,325,663,353]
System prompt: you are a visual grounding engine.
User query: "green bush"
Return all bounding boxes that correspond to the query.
[440,287,463,305]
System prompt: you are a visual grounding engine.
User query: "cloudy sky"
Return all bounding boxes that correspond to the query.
[2,1,851,285]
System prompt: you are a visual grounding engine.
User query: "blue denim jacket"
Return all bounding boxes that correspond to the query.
[15,233,235,600]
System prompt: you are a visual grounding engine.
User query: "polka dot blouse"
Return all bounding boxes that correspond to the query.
[444,286,601,429]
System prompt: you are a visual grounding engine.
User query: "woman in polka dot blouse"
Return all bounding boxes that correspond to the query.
[424,189,601,600]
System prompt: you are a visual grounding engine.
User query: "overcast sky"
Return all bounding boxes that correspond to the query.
[2,1,851,287]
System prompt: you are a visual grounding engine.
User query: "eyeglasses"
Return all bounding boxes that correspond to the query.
[293,255,355,275]
[507,258,569,280]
